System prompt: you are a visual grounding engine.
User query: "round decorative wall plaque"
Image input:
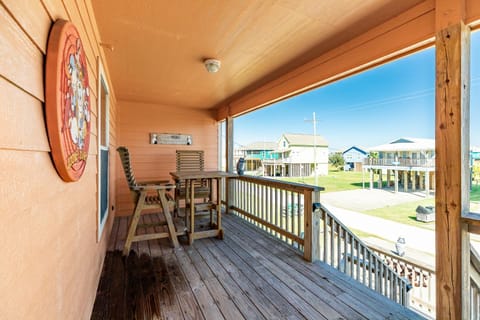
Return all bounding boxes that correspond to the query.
[45,20,91,182]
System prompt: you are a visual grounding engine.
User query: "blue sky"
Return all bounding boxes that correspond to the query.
[235,31,480,151]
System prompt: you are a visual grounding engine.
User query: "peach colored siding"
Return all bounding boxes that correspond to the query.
[116,101,218,216]
[0,1,116,319]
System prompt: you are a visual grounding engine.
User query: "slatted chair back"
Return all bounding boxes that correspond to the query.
[174,150,210,212]
[176,149,208,189]
[176,150,205,172]
[117,146,140,202]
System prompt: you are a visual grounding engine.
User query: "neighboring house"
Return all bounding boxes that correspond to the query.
[235,141,278,173]
[363,137,435,195]
[342,146,368,172]
[263,133,329,177]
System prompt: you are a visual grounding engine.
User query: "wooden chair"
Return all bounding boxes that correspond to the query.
[174,150,211,216]
[117,146,184,255]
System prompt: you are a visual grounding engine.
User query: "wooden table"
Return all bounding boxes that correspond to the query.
[170,170,235,244]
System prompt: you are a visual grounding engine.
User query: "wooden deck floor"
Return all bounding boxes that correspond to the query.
[91,213,423,319]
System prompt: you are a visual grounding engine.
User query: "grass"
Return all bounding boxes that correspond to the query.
[278,168,381,193]
[471,184,480,201]
[362,198,436,230]
[349,228,381,239]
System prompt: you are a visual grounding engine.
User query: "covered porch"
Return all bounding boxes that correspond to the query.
[3,0,480,319]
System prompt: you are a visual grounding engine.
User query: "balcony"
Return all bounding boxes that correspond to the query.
[93,176,424,319]
[363,158,435,169]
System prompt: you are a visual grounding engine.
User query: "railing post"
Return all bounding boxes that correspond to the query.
[304,188,321,262]
[303,189,313,261]
[226,116,234,214]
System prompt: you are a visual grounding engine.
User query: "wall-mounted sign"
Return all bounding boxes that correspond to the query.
[45,20,91,182]
[150,133,192,145]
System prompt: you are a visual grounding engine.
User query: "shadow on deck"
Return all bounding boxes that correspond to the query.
[91,213,422,319]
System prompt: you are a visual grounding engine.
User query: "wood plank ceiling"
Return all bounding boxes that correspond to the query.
[92,0,424,112]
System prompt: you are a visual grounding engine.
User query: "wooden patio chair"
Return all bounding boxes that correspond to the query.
[117,146,184,255]
[174,150,211,217]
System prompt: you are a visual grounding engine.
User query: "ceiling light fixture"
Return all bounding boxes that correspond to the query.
[204,58,221,73]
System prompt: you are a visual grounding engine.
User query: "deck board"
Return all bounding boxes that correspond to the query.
[92,213,424,320]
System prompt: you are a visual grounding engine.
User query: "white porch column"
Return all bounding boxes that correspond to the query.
[403,170,408,192]
[412,171,416,192]
[378,170,383,189]
[425,170,430,197]
[394,170,399,193]
[369,169,374,190]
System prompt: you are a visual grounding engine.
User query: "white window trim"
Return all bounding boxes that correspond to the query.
[97,57,110,242]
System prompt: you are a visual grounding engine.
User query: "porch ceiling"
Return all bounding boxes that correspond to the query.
[92,0,424,111]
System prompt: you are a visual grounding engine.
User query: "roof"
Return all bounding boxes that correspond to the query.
[368,137,435,152]
[281,133,328,147]
[241,141,277,150]
[342,146,368,155]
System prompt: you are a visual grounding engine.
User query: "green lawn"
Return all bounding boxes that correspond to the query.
[278,168,382,193]
[472,184,480,201]
[362,198,436,230]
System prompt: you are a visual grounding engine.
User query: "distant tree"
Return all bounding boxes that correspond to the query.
[369,151,379,159]
[329,152,344,169]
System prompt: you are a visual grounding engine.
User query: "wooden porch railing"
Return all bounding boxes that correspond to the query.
[227,175,322,261]
[470,245,480,319]
[225,175,411,306]
[368,243,435,317]
[317,205,410,306]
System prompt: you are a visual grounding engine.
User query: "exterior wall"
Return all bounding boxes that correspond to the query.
[343,149,367,163]
[116,101,218,216]
[286,146,329,175]
[0,1,117,319]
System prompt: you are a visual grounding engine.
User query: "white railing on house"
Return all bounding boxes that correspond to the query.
[226,175,411,306]
[363,158,435,168]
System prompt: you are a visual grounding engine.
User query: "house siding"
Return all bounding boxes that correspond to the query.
[116,101,218,216]
[343,149,367,163]
[0,1,116,319]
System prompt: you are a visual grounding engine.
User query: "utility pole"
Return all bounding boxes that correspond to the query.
[305,112,319,186]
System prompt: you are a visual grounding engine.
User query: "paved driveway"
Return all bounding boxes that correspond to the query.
[321,188,431,211]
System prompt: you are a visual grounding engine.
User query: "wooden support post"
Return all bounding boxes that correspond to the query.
[435,10,470,318]
[226,116,234,214]
[420,172,424,190]
[303,189,313,261]
[387,169,391,187]
[403,170,408,192]
[394,170,399,193]
[378,170,383,189]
